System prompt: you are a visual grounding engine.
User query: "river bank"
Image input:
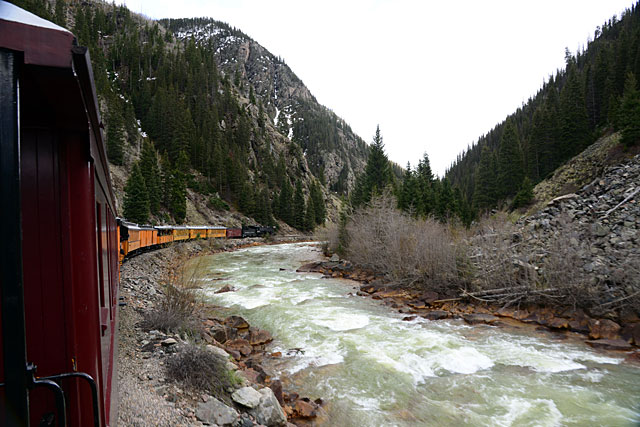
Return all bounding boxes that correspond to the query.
[297,259,640,357]
[117,236,317,426]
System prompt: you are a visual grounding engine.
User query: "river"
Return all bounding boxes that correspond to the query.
[199,242,640,426]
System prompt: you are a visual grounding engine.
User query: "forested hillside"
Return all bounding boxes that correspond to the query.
[10,0,371,229]
[447,3,640,212]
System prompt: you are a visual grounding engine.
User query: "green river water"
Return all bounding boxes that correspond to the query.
[200,242,640,426]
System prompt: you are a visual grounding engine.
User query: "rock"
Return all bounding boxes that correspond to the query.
[296,261,322,272]
[463,313,499,325]
[161,338,177,346]
[402,315,417,321]
[250,388,287,427]
[330,254,340,262]
[585,339,633,350]
[210,324,238,344]
[226,338,253,357]
[240,368,262,384]
[620,323,640,345]
[294,399,317,418]
[226,315,250,329]
[269,379,284,405]
[421,291,440,304]
[231,386,262,409]
[206,344,230,359]
[195,397,238,426]
[215,284,235,293]
[547,317,570,329]
[249,328,273,346]
[423,310,449,320]
[588,319,621,340]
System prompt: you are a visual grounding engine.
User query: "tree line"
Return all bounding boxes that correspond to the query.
[448,2,640,212]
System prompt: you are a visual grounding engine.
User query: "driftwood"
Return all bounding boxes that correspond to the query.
[603,186,640,217]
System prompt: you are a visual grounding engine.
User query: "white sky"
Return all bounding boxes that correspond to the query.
[116,0,635,176]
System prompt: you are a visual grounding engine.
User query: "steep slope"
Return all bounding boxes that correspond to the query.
[162,18,369,194]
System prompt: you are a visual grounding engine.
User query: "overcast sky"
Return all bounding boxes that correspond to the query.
[116,0,634,176]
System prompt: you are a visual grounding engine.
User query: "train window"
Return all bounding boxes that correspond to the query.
[101,205,110,318]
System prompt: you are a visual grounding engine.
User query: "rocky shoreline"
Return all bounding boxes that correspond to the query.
[118,236,322,427]
[297,259,640,359]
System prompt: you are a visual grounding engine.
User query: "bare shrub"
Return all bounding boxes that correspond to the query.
[166,344,238,401]
[345,193,464,293]
[468,213,595,309]
[143,257,205,335]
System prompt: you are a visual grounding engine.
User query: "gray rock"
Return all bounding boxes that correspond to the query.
[231,386,262,408]
[196,397,238,426]
[206,344,230,359]
[249,388,287,427]
[330,253,340,262]
[161,338,177,346]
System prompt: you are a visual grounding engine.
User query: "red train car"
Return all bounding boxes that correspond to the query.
[1,3,119,426]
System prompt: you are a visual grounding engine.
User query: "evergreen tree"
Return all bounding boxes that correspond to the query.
[309,180,326,225]
[278,179,293,225]
[106,100,125,165]
[123,163,150,223]
[473,146,497,211]
[303,198,315,231]
[139,140,162,214]
[559,64,591,157]
[54,0,66,27]
[618,72,640,148]
[169,151,189,223]
[511,176,534,210]
[293,180,305,229]
[497,120,524,198]
[351,126,392,208]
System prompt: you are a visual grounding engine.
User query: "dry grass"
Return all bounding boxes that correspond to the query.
[142,257,205,335]
[165,344,238,401]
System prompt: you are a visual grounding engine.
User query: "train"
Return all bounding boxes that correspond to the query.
[0,3,272,426]
[118,222,275,260]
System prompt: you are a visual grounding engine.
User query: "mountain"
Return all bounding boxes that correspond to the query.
[446,2,640,212]
[10,0,372,228]
[161,17,369,194]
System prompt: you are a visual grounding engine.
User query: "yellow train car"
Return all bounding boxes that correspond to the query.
[155,225,174,245]
[207,226,227,239]
[173,226,190,241]
[189,226,208,240]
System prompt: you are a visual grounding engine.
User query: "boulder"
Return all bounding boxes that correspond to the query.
[588,319,621,340]
[215,284,235,293]
[249,388,287,427]
[231,386,262,408]
[196,397,238,426]
[226,315,250,329]
[249,328,273,346]
[161,338,177,346]
[463,313,499,325]
[294,399,317,418]
[620,323,640,345]
[269,379,284,405]
[423,310,449,321]
[296,262,322,273]
[206,344,230,359]
[585,339,633,350]
[210,323,237,344]
[225,339,253,357]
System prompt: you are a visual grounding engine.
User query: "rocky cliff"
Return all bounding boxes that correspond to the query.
[163,18,369,193]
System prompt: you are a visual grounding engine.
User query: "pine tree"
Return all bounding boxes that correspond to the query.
[351,125,392,208]
[309,180,326,225]
[511,176,534,210]
[278,179,293,225]
[123,163,150,224]
[497,120,524,198]
[559,64,591,158]
[293,180,305,229]
[618,72,640,148]
[54,0,66,27]
[106,100,125,166]
[169,151,189,223]
[303,198,315,231]
[139,140,162,214]
[473,146,498,211]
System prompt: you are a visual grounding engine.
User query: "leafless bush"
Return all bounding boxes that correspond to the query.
[468,213,600,309]
[345,193,464,293]
[143,257,205,335]
[166,344,238,401]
